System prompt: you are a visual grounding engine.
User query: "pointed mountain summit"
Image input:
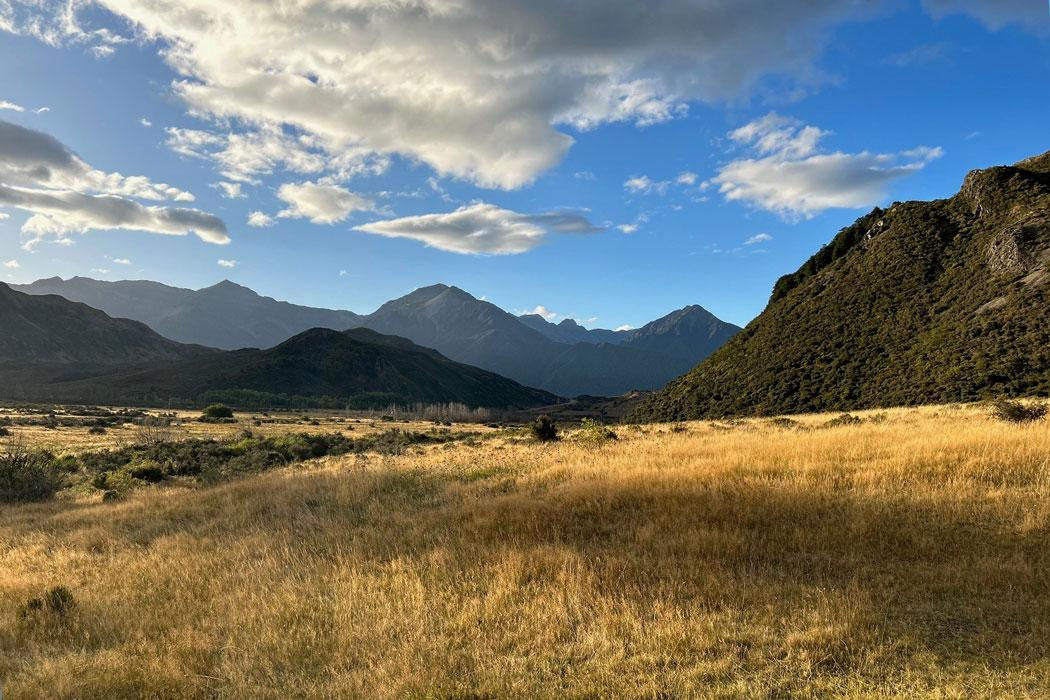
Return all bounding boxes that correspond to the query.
[362,288,740,396]
[635,150,1050,421]
[14,275,740,397]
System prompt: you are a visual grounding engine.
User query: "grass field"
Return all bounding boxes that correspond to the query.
[2,404,1049,697]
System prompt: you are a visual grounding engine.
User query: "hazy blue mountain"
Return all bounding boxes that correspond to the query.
[15,277,740,397]
[60,327,560,409]
[13,277,363,350]
[518,314,627,345]
[361,285,740,396]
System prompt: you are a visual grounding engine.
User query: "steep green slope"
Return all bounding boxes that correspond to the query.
[54,327,560,409]
[635,151,1050,420]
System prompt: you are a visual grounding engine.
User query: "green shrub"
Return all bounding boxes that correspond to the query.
[0,441,63,502]
[577,418,618,443]
[87,425,107,435]
[0,426,10,437]
[531,416,558,442]
[824,413,863,428]
[202,404,234,420]
[992,399,1048,424]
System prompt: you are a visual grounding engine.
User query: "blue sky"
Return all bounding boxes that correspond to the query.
[0,0,1046,329]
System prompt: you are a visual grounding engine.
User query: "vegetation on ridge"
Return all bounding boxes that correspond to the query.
[635,151,1050,421]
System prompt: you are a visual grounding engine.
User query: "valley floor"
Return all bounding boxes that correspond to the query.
[2,405,1049,697]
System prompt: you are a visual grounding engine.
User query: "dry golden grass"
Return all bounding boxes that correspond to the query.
[2,404,1049,697]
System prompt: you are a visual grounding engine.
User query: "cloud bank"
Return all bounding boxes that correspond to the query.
[710,113,942,219]
[0,118,228,248]
[3,0,888,190]
[355,203,602,255]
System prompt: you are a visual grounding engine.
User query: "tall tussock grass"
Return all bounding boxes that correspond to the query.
[1,404,1048,697]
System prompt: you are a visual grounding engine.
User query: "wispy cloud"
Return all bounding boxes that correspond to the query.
[0,118,229,250]
[710,113,942,219]
[355,203,602,255]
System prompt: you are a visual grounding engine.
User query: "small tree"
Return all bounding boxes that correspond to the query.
[202,404,234,420]
[531,415,559,442]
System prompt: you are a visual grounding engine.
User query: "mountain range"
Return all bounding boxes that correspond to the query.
[0,282,213,392]
[14,278,740,397]
[14,277,363,351]
[0,283,558,409]
[634,150,1050,421]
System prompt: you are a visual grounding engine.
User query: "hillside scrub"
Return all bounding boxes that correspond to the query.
[635,152,1050,421]
[1,404,1049,696]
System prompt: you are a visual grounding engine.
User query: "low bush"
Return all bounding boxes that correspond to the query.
[72,429,470,497]
[992,399,1048,424]
[531,416,558,442]
[0,441,63,502]
[202,404,234,420]
[824,413,863,428]
[576,418,618,443]
[20,586,76,620]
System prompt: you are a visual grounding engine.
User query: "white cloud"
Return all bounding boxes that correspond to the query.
[0,211,9,220]
[277,181,374,224]
[921,0,1049,31]
[744,233,773,245]
[91,268,110,275]
[618,223,639,234]
[677,171,699,186]
[0,100,24,112]
[523,305,559,321]
[217,259,237,268]
[338,270,348,277]
[5,0,889,190]
[247,211,274,228]
[710,113,942,219]
[615,325,635,332]
[355,203,601,255]
[166,125,386,185]
[34,106,49,114]
[214,181,244,199]
[140,117,151,127]
[3,259,19,268]
[624,176,670,195]
[110,257,131,265]
[0,118,229,249]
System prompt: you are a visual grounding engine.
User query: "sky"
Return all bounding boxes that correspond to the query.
[0,1,1047,330]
